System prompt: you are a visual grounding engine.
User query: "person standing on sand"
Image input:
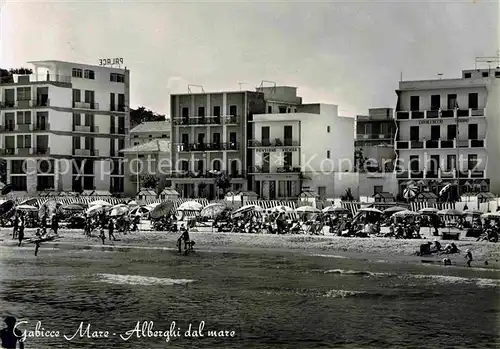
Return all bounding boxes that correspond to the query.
[465,249,473,267]
[0,316,24,349]
[34,229,42,256]
[108,219,116,241]
[12,214,19,240]
[17,217,25,248]
[99,228,106,244]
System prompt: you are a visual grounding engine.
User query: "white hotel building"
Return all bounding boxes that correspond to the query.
[395,67,500,197]
[249,104,354,199]
[0,60,130,194]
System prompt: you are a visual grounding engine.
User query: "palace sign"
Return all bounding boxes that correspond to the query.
[256,147,299,153]
[99,58,124,67]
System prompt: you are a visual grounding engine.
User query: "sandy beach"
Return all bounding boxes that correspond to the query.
[2,227,500,269]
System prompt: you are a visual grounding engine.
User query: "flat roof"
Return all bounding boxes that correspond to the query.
[28,60,128,71]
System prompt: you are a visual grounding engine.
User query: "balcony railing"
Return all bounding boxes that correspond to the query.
[164,170,246,179]
[73,101,99,110]
[176,142,239,152]
[396,138,485,150]
[73,125,100,133]
[248,165,301,174]
[396,168,486,180]
[110,127,126,135]
[248,139,301,147]
[0,148,34,156]
[173,117,222,126]
[16,124,33,132]
[276,166,301,173]
[73,149,99,156]
[0,73,71,84]
[110,104,127,112]
[34,123,50,131]
[396,108,485,120]
[356,133,395,140]
[35,147,50,155]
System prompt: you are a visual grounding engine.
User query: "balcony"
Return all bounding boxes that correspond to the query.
[0,73,71,85]
[35,147,50,155]
[16,124,33,132]
[395,108,486,120]
[396,138,485,150]
[73,149,99,156]
[248,165,269,174]
[248,139,301,147]
[173,117,222,126]
[164,170,246,179]
[356,133,395,140]
[110,104,127,112]
[73,101,99,110]
[110,127,126,135]
[276,166,301,173]
[0,148,33,156]
[73,125,100,133]
[0,99,50,109]
[223,115,239,125]
[34,123,50,131]
[176,142,239,152]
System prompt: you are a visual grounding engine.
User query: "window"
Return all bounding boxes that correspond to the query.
[17,111,31,125]
[468,154,478,171]
[373,185,383,194]
[261,126,270,146]
[267,106,272,113]
[84,114,93,126]
[317,186,326,198]
[73,137,81,149]
[410,96,420,111]
[284,152,292,167]
[72,68,83,78]
[287,108,291,113]
[229,105,237,116]
[84,70,95,79]
[72,89,81,104]
[468,124,478,140]
[73,113,81,126]
[429,155,440,173]
[446,155,456,171]
[17,135,31,148]
[430,125,440,140]
[134,142,139,146]
[213,159,221,171]
[495,71,500,78]
[38,160,54,174]
[110,73,125,83]
[11,176,27,191]
[464,72,472,79]
[447,124,457,140]
[278,106,287,113]
[447,94,458,109]
[198,106,205,117]
[262,153,270,172]
[133,135,138,138]
[482,72,489,78]
[162,134,167,138]
[409,155,419,172]
[327,126,330,133]
[326,150,331,159]
[410,126,419,141]
[182,107,189,118]
[11,160,25,174]
[16,87,31,101]
[213,106,221,117]
[468,93,478,109]
[197,159,204,173]
[430,95,440,110]
[283,125,293,145]
[118,94,125,111]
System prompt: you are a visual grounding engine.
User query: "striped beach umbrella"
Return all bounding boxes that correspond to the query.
[403,185,418,200]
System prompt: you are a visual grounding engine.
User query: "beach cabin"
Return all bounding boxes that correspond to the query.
[159,188,180,201]
[373,192,396,203]
[137,188,157,201]
[415,192,438,204]
[298,190,320,209]
[238,190,258,202]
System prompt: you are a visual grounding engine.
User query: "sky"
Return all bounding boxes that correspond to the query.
[1,0,499,117]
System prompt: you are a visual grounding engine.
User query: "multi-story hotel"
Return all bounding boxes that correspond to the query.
[354,108,398,196]
[122,121,171,197]
[249,103,354,199]
[0,60,130,194]
[395,67,500,197]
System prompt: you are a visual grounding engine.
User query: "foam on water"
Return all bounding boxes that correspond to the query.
[324,269,392,277]
[95,273,194,286]
[323,289,370,298]
[310,253,348,259]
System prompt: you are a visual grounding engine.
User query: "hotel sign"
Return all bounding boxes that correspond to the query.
[256,147,299,153]
[99,58,124,66]
[419,119,469,125]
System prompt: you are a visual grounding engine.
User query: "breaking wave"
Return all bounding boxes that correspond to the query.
[95,274,194,286]
[324,269,393,277]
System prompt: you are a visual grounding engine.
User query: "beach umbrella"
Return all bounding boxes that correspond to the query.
[383,206,407,215]
[62,203,85,211]
[322,206,349,213]
[86,205,103,216]
[438,208,464,216]
[89,200,112,207]
[39,199,60,219]
[1,184,14,195]
[201,203,226,218]
[18,198,38,206]
[109,204,129,217]
[130,206,151,216]
[439,183,452,197]
[233,204,262,215]
[271,205,294,213]
[358,207,382,214]
[418,207,439,214]
[177,201,203,211]
[464,209,483,216]
[127,200,138,207]
[146,202,160,211]
[296,205,321,213]
[403,186,418,200]
[0,200,15,216]
[16,204,38,212]
[393,210,420,217]
[150,201,174,219]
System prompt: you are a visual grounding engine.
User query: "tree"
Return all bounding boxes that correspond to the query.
[130,107,166,128]
[214,172,231,198]
[139,174,159,190]
[354,149,368,172]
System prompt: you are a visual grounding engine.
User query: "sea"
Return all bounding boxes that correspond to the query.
[0,242,499,349]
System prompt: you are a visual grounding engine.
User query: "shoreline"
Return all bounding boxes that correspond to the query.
[2,228,500,270]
